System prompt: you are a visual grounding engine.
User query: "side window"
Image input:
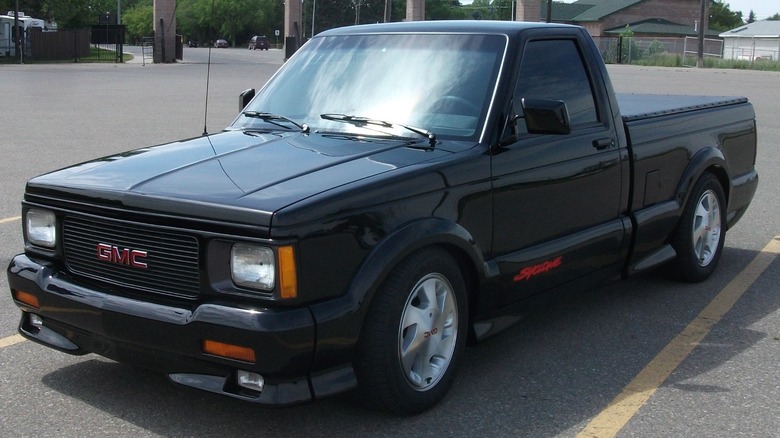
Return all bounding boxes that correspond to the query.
[513,39,599,130]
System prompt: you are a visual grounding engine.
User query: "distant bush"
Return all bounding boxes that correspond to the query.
[633,53,682,67]
[610,53,780,71]
[708,58,780,71]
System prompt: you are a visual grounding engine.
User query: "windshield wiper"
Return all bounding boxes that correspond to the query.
[320,113,436,148]
[242,111,309,133]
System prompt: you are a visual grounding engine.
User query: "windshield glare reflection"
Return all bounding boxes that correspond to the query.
[237,33,506,140]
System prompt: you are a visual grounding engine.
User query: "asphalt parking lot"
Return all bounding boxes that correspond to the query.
[1,48,779,437]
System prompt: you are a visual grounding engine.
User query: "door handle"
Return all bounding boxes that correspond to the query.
[593,138,614,150]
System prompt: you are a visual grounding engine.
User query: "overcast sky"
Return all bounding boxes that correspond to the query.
[549,1,779,21]
[721,0,779,20]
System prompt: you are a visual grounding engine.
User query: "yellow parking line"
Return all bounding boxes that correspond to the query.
[577,236,780,438]
[0,216,21,224]
[0,334,26,349]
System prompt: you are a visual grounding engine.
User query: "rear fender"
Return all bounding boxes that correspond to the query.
[675,146,730,210]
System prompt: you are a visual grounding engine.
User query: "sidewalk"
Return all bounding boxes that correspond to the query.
[123,45,149,64]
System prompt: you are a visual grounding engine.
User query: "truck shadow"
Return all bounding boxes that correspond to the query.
[39,246,778,437]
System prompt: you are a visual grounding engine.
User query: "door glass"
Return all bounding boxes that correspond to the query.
[514,39,599,129]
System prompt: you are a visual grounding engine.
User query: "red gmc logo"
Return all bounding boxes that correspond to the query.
[96,243,148,269]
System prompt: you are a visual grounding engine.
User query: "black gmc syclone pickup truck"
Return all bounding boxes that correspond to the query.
[8,21,758,414]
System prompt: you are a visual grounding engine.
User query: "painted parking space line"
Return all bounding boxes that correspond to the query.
[0,334,26,349]
[577,236,780,438]
[2,217,23,349]
[1,217,23,349]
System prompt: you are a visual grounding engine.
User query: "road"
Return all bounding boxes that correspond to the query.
[1,48,779,437]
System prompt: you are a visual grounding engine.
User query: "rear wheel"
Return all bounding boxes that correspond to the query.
[671,173,726,282]
[355,248,468,415]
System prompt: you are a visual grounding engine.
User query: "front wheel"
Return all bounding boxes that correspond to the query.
[355,248,468,415]
[671,172,727,282]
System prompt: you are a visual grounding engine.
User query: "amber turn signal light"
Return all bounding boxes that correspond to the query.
[278,245,298,299]
[202,339,256,363]
[14,290,40,309]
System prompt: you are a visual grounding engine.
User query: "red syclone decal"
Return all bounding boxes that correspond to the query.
[513,256,563,282]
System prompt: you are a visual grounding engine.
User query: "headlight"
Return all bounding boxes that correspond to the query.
[231,243,275,290]
[26,209,57,248]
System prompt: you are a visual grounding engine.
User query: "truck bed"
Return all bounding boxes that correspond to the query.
[616,92,757,230]
[616,93,748,122]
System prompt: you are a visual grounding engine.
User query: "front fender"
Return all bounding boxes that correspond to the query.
[349,218,488,307]
[306,218,488,373]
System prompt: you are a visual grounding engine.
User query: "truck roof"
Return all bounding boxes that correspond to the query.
[317,20,580,37]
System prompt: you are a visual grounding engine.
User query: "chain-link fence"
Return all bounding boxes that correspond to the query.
[592,36,723,65]
[722,39,779,62]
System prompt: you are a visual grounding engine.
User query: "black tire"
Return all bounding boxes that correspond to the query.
[355,247,468,415]
[671,172,727,282]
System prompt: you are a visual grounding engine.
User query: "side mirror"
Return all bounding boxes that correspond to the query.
[239,88,256,112]
[521,98,571,135]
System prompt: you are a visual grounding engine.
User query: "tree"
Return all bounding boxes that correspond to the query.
[212,0,255,45]
[0,1,46,18]
[426,0,467,20]
[302,0,465,37]
[46,0,120,28]
[0,0,119,27]
[769,13,780,21]
[618,25,641,63]
[174,0,280,47]
[708,1,743,31]
[746,10,756,23]
[122,2,152,43]
[304,0,365,37]
[462,0,508,21]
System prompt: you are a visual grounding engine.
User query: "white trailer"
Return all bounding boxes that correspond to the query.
[0,12,47,57]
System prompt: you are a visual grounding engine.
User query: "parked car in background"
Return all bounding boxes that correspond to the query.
[249,35,269,50]
[214,39,228,48]
[187,40,198,48]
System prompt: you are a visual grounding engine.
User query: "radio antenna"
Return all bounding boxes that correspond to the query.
[202,0,216,136]
[202,47,212,135]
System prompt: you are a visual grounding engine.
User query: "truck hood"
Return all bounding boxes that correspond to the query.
[26,129,454,227]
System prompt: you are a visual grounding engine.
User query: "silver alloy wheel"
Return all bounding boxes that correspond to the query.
[398,273,459,391]
[692,188,722,267]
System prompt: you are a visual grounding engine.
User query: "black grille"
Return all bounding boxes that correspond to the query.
[63,216,201,298]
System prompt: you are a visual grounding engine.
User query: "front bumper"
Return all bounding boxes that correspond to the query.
[7,253,352,405]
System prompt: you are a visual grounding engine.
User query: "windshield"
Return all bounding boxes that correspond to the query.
[235,33,507,140]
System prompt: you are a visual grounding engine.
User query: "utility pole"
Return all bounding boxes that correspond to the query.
[311,0,316,37]
[546,0,552,22]
[384,0,391,22]
[696,0,708,68]
[14,0,22,63]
